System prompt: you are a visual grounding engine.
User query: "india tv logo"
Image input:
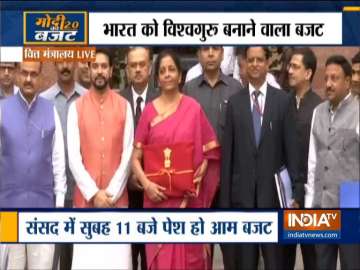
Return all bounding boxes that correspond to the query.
[283,210,341,240]
[23,11,88,45]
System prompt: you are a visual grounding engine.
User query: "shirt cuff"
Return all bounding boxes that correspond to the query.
[55,193,65,208]
[85,186,100,202]
[304,186,313,208]
[106,185,115,198]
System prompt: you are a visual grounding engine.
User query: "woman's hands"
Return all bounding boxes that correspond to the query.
[186,159,208,198]
[144,180,168,203]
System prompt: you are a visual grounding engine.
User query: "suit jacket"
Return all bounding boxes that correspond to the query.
[291,89,322,207]
[219,84,301,208]
[120,85,159,127]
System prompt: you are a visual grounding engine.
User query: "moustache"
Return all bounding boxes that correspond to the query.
[95,75,106,81]
[24,83,33,89]
[61,68,71,75]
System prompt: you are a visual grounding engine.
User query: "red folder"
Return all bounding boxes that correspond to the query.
[143,142,195,197]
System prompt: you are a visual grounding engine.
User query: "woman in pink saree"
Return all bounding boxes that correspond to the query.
[132,50,220,270]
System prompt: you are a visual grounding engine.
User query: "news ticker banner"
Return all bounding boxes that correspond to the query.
[0,210,359,244]
[0,6,360,62]
[1,2,360,46]
[89,12,342,45]
[15,11,345,45]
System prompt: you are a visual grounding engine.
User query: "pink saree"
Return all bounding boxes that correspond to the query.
[135,95,220,270]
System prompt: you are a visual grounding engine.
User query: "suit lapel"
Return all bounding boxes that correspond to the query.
[145,86,158,104]
[258,85,274,148]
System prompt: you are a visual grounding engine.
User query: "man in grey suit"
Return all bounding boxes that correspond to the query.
[120,47,158,270]
[305,55,360,270]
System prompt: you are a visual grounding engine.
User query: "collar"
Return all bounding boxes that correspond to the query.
[53,82,86,99]
[292,88,313,108]
[18,90,38,109]
[249,80,267,97]
[329,92,352,113]
[198,71,229,87]
[14,85,19,94]
[131,84,148,102]
[292,87,312,99]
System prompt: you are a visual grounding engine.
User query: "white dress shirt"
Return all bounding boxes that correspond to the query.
[305,93,359,208]
[131,85,148,112]
[0,92,67,207]
[67,100,134,203]
[249,80,268,125]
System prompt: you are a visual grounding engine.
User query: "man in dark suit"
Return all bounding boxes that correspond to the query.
[283,47,321,270]
[219,47,301,270]
[120,47,158,270]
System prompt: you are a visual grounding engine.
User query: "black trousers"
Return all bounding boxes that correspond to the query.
[223,243,283,270]
[128,189,146,270]
[52,244,73,270]
[282,244,316,270]
[52,200,73,270]
[316,244,360,270]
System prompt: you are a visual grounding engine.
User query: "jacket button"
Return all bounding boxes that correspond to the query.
[324,166,329,171]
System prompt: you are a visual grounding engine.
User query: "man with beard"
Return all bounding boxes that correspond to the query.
[0,61,66,269]
[42,61,86,270]
[76,61,91,89]
[351,51,360,97]
[68,48,133,269]
[120,46,158,270]
[284,47,321,270]
[305,55,359,270]
[0,62,19,98]
[220,47,301,270]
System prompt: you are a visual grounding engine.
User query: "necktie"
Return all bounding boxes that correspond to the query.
[252,90,262,147]
[135,96,143,127]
